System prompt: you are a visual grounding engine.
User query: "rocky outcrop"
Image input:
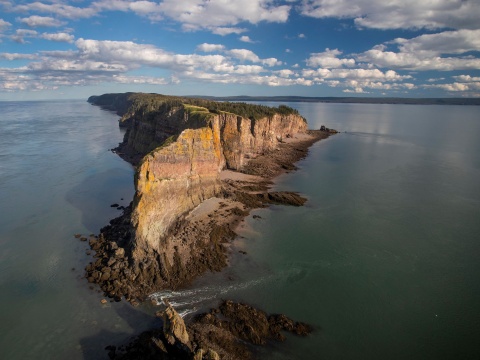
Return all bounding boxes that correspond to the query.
[108,300,312,360]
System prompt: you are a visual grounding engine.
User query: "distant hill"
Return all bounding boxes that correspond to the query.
[188,95,480,106]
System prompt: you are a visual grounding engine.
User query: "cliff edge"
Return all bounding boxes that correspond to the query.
[86,93,335,302]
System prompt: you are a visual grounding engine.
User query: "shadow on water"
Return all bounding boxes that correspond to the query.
[65,168,134,233]
[80,302,161,360]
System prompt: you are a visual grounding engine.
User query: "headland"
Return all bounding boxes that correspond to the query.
[85,92,337,358]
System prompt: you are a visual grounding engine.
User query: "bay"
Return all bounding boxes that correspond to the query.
[1,100,479,359]
[158,103,480,360]
[0,100,155,360]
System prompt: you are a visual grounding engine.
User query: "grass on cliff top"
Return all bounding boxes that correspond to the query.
[121,92,303,121]
[183,104,216,123]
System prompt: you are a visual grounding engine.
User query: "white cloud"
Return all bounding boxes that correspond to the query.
[74,39,235,74]
[393,29,480,56]
[18,15,65,28]
[196,43,225,52]
[0,19,12,32]
[239,35,255,43]
[359,29,480,71]
[13,2,97,20]
[112,74,171,85]
[299,0,480,30]
[40,32,75,43]
[227,49,282,66]
[275,69,294,77]
[233,65,264,74]
[0,52,37,60]
[453,75,480,82]
[27,58,129,73]
[156,0,290,27]
[306,48,355,68]
[11,29,38,43]
[211,27,247,36]
[90,0,290,33]
[92,0,163,21]
[302,67,409,81]
[423,82,480,92]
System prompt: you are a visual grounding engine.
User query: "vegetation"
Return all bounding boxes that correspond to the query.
[89,92,303,120]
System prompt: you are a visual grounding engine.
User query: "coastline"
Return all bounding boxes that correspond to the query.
[101,129,334,359]
[83,94,337,358]
[85,129,335,302]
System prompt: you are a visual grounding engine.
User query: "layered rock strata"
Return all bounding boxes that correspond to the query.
[86,93,335,302]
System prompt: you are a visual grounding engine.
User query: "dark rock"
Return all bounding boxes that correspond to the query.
[110,203,120,207]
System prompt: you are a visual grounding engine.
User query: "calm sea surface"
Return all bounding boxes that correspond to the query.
[1,100,479,359]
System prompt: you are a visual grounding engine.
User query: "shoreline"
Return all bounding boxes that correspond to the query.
[85,129,335,303]
[83,94,337,358]
[100,129,335,359]
[85,130,331,304]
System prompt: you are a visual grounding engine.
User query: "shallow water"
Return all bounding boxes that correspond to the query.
[0,100,157,360]
[1,100,479,359]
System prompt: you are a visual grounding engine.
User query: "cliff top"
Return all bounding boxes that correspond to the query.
[88,92,304,121]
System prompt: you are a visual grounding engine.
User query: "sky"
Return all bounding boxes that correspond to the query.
[1,0,480,100]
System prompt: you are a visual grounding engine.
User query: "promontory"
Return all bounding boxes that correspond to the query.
[85,92,337,303]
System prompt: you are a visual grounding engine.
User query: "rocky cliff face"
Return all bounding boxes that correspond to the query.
[131,127,222,262]
[127,100,307,265]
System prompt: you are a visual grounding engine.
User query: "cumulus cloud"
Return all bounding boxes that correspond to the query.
[227,49,281,66]
[11,29,38,43]
[211,27,247,36]
[1,37,295,92]
[40,32,75,43]
[196,43,226,52]
[306,48,355,68]
[423,82,480,92]
[275,69,294,77]
[239,35,255,43]
[0,18,12,31]
[359,29,480,71]
[89,0,290,33]
[422,74,480,94]
[453,75,480,82]
[0,52,37,60]
[18,15,65,28]
[8,0,291,31]
[155,0,290,27]
[13,1,97,20]
[299,0,480,30]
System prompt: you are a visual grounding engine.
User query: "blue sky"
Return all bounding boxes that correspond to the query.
[1,0,479,100]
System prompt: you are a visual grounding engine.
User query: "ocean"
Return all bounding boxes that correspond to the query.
[1,100,479,359]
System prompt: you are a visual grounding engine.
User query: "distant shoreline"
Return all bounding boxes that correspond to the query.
[188,95,480,106]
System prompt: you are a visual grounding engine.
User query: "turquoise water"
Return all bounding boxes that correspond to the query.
[1,100,479,359]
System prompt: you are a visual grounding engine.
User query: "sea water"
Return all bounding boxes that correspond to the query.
[1,100,479,359]
[0,100,157,359]
[155,103,480,360]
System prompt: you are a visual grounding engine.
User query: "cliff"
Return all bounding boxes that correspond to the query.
[86,93,330,301]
